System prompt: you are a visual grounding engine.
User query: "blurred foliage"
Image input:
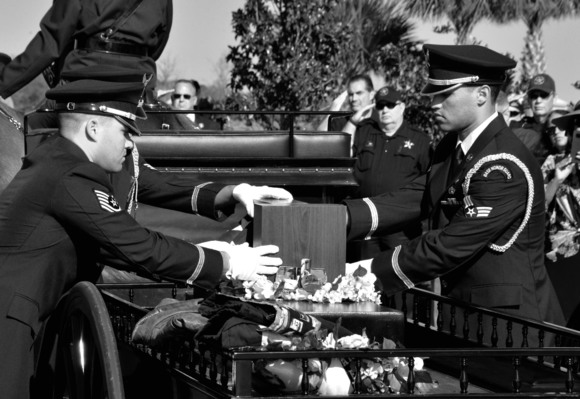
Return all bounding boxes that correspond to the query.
[227,0,438,139]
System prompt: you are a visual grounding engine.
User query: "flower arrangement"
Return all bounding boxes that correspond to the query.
[252,329,437,396]
[235,266,381,304]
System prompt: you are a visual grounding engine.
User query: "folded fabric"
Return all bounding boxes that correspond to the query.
[131,298,208,348]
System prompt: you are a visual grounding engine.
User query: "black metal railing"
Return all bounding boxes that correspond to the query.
[101,287,580,398]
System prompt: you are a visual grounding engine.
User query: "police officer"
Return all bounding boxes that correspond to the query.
[345,44,564,328]
[0,76,290,399]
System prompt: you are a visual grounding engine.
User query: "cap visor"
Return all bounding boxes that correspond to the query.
[114,115,141,136]
[421,83,463,96]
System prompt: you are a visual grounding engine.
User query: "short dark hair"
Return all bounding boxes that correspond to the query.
[347,74,374,92]
[175,79,200,94]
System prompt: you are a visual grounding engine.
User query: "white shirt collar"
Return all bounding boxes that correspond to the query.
[457,113,498,154]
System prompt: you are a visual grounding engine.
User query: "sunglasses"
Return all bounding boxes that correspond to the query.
[172,93,192,100]
[376,102,398,110]
[528,91,551,100]
[546,126,565,136]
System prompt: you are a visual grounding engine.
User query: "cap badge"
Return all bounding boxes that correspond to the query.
[533,76,545,85]
[66,102,76,111]
[378,87,389,96]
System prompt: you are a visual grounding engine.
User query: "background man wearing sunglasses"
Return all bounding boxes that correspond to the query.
[170,78,219,130]
[510,73,557,164]
[345,86,432,260]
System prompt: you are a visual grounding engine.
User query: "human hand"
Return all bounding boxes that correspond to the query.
[556,157,575,183]
[223,242,283,281]
[349,103,375,126]
[233,183,293,217]
[345,259,372,275]
[330,90,348,111]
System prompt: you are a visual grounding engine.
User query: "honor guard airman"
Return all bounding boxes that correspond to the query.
[0,71,290,399]
[345,44,564,329]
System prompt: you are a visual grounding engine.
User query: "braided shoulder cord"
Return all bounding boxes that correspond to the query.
[462,153,534,253]
[126,144,140,216]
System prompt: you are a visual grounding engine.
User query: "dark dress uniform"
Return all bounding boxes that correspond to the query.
[346,114,564,325]
[345,44,564,329]
[0,0,172,98]
[0,136,230,398]
[0,76,230,399]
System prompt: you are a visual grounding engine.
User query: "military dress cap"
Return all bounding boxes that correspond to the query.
[46,66,151,135]
[374,86,402,106]
[527,73,555,95]
[421,44,517,95]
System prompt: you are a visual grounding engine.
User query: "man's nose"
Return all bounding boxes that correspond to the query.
[125,137,134,150]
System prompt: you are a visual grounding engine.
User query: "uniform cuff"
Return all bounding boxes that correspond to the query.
[344,198,374,241]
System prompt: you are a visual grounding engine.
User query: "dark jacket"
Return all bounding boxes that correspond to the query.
[0,0,172,98]
[0,135,225,398]
[345,114,564,325]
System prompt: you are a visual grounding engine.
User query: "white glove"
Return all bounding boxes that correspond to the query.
[222,242,283,281]
[345,259,372,275]
[232,183,293,217]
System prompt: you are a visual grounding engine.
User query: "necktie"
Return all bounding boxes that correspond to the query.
[448,144,464,184]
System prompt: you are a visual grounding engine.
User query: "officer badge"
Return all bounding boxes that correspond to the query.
[463,195,492,218]
[404,140,414,149]
[94,189,121,213]
[365,141,374,148]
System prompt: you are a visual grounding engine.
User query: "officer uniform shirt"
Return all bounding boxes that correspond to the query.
[352,118,432,197]
[0,0,172,98]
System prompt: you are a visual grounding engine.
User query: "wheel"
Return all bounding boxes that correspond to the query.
[36,281,125,399]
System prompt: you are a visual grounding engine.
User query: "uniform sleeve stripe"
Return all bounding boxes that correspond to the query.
[362,198,379,240]
[191,182,212,213]
[187,245,205,285]
[392,245,415,289]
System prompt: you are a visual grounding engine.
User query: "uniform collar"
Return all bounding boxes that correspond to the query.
[457,113,498,154]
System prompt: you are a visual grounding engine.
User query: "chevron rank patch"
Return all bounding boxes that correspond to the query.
[94,189,121,212]
[463,195,492,218]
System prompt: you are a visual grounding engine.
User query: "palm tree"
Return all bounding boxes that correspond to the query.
[402,0,494,44]
[332,0,415,77]
[488,0,580,82]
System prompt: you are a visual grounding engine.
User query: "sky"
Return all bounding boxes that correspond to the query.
[1,0,579,103]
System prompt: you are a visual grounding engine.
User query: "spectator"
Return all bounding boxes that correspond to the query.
[317,75,377,146]
[171,79,220,130]
[0,75,291,399]
[346,86,432,259]
[541,103,580,326]
[345,44,564,327]
[511,73,557,164]
[543,103,580,261]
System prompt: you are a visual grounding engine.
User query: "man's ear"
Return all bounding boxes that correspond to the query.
[476,86,491,106]
[85,117,100,142]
